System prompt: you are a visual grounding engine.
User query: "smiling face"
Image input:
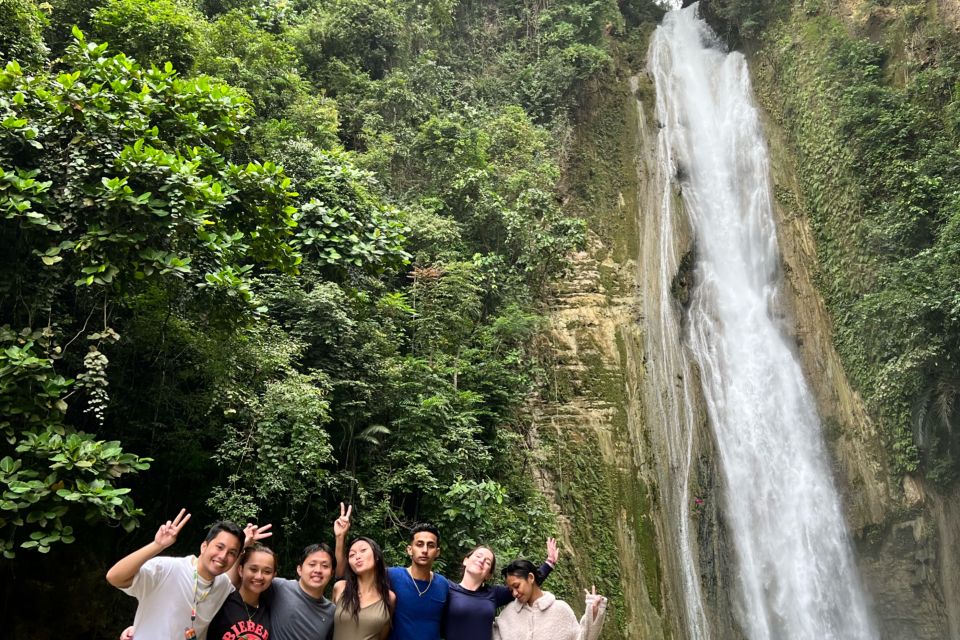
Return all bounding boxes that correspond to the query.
[348,540,375,576]
[505,573,537,604]
[240,550,276,596]
[297,549,334,596]
[407,531,440,570]
[198,532,242,580]
[462,546,495,581]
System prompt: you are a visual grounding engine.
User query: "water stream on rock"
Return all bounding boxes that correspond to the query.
[646,6,877,638]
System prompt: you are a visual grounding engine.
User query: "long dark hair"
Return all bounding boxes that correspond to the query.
[341,537,394,624]
[502,558,537,580]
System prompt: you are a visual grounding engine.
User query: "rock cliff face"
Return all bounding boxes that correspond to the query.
[837,0,960,31]
[529,229,668,639]
[535,7,960,639]
[528,48,739,639]
[760,100,958,640]
[746,2,960,634]
[527,65,672,639]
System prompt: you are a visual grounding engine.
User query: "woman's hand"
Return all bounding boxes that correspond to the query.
[334,502,352,538]
[585,585,607,621]
[243,522,273,548]
[546,537,558,566]
[119,626,135,640]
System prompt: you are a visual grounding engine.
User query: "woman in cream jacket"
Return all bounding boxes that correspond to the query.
[492,559,607,640]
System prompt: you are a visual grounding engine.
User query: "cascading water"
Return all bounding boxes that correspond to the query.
[634,58,710,640]
[646,5,877,639]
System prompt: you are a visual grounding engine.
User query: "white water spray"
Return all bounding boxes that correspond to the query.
[647,6,876,639]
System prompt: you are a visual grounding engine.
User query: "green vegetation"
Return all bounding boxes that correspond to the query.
[698,0,789,48]
[0,0,48,65]
[744,2,960,484]
[535,31,664,635]
[1,0,664,634]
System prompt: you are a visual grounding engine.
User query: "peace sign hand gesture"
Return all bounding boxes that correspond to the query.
[585,585,607,621]
[243,522,273,548]
[154,509,191,550]
[334,502,352,538]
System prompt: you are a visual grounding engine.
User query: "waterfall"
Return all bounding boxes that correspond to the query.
[646,6,877,639]
[634,64,711,640]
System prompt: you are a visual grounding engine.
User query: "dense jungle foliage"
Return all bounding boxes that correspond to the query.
[0,0,662,634]
[704,0,960,485]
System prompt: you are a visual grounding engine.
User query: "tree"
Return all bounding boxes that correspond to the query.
[292,0,406,81]
[0,31,300,555]
[0,0,49,66]
[90,0,206,71]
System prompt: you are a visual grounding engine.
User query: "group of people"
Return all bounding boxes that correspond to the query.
[106,504,608,640]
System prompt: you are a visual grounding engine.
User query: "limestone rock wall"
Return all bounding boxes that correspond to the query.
[531,7,960,638]
[528,47,738,639]
[758,49,960,640]
[527,66,673,638]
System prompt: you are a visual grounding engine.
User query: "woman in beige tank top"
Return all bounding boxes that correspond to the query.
[332,536,396,640]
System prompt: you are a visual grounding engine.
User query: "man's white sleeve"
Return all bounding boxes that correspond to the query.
[120,556,170,599]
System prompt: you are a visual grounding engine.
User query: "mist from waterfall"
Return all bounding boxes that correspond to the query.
[646,6,877,639]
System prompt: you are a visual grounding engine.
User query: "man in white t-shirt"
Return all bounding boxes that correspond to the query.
[106,509,246,640]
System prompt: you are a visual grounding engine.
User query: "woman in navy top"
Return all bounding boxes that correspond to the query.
[443,539,556,640]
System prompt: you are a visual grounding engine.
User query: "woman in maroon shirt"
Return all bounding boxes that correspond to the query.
[207,544,276,640]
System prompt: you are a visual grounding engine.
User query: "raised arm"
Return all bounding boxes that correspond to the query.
[535,537,558,586]
[106,509,191,588]
[494,538,560,606]
[334,502,352,579]
[578,586,608,640]
[332,579,346,603]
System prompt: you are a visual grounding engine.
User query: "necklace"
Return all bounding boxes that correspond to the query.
[242,598,258,621]
[191,559,213,631]
[406,567,433,597]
